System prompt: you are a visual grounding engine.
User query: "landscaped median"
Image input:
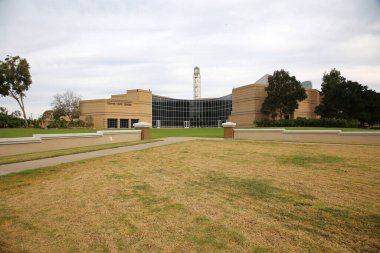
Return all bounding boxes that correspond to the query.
[0,139,159,165]
[233,129,380,145]
[0,130,142,157]
[220,124,380,145]
[0,128,225,165]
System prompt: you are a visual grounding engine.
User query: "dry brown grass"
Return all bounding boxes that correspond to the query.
[0,140,379,252]
[0,140,159,165]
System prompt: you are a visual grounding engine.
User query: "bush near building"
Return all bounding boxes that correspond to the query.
[0,107,40,128]
[0,113,25,128]
[46,119,86,129]
[255,118,360,128]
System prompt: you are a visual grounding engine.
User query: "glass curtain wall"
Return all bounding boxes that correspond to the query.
[152,94,232,128]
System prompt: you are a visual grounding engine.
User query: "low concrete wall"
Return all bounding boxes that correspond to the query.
[234,129,380,145]
[0,130,142,156]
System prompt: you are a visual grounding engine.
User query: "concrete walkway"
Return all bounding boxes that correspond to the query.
[0,137,223,176]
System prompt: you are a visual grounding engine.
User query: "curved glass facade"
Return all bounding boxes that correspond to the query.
[152,94,232,128]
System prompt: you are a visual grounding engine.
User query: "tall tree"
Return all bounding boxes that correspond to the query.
[51,90,82,122]
[0,56,32,127]
[357,89,380,126]
[315,69,348,118]
[261,69,307,119]
[315,68,379,126]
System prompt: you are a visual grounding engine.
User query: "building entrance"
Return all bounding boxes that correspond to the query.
[152,94,232,128]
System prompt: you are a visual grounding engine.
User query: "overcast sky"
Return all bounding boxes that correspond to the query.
[1,0,380,118]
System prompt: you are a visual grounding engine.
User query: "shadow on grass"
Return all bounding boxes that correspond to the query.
[279,155,344,167]
[187,215,246,252]
[206,172,280,200]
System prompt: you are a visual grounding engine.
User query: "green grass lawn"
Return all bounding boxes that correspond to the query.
[0,128,225,138]
[150,128,224,139]
[0,128,98,138]
[0,126,378,139]
[253,126,379,131]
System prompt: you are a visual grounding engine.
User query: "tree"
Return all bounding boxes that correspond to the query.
[316,69,350,119]
[51,90,82,122]
[315,69,380,126]
[261,69,307,119]
[356,90,380,126]
[0,55,32,127]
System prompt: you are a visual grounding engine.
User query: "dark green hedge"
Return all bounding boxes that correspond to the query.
[47,119,86,128]
[254,118,360,128]
[0,116,25,128]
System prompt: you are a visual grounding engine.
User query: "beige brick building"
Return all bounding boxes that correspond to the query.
[80,89,152,129]
[229,75,321,127]
[80,75,320,128]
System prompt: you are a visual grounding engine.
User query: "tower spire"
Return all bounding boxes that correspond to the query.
[193,66,201,99]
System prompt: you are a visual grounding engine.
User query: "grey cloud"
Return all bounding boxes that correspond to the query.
[0,0,379,117]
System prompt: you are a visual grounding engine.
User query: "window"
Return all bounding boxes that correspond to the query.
[152,94,232,128]
[131,119,139,127]
[107,118,117,128]
[120,119,129,128]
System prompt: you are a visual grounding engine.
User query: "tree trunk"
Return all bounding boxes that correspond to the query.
[20,106,28,127]
[11,93,28,127]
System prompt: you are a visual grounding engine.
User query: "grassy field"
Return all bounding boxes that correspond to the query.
[0,126,378,138]
[0,140,379,252]
[254,126,380,131]
[0,128,225,138]
[0,140,159,165]
[150,128,223,139]
[0,128,98,138]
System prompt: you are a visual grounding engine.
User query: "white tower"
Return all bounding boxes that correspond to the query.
[193,66,201,99]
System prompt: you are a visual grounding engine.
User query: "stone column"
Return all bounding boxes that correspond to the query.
[222,122,236,139]
[133,122,151,140]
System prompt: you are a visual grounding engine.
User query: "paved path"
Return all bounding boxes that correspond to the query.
[0,137,223,176]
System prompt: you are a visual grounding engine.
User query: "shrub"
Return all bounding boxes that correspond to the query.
[68,120,86,128]
[254,118,360,128]
[47,119,68,128]
[0,114,24,128]
[46,119,86,129]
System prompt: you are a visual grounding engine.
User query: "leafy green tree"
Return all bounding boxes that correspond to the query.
[0,56,32,127]
[52,107,66,120]
[315,68,380,126]
[261,69,307,119]
[51,90,82,122]
[357,89,380,127]
[315,69,345,119]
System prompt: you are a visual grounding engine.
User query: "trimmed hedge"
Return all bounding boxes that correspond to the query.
[0,116,40,128]
[255,118,360,128]
[47,119,86,128]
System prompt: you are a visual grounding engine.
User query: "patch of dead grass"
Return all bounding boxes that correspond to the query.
[0,140,379,252]
[0,140,159,165]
